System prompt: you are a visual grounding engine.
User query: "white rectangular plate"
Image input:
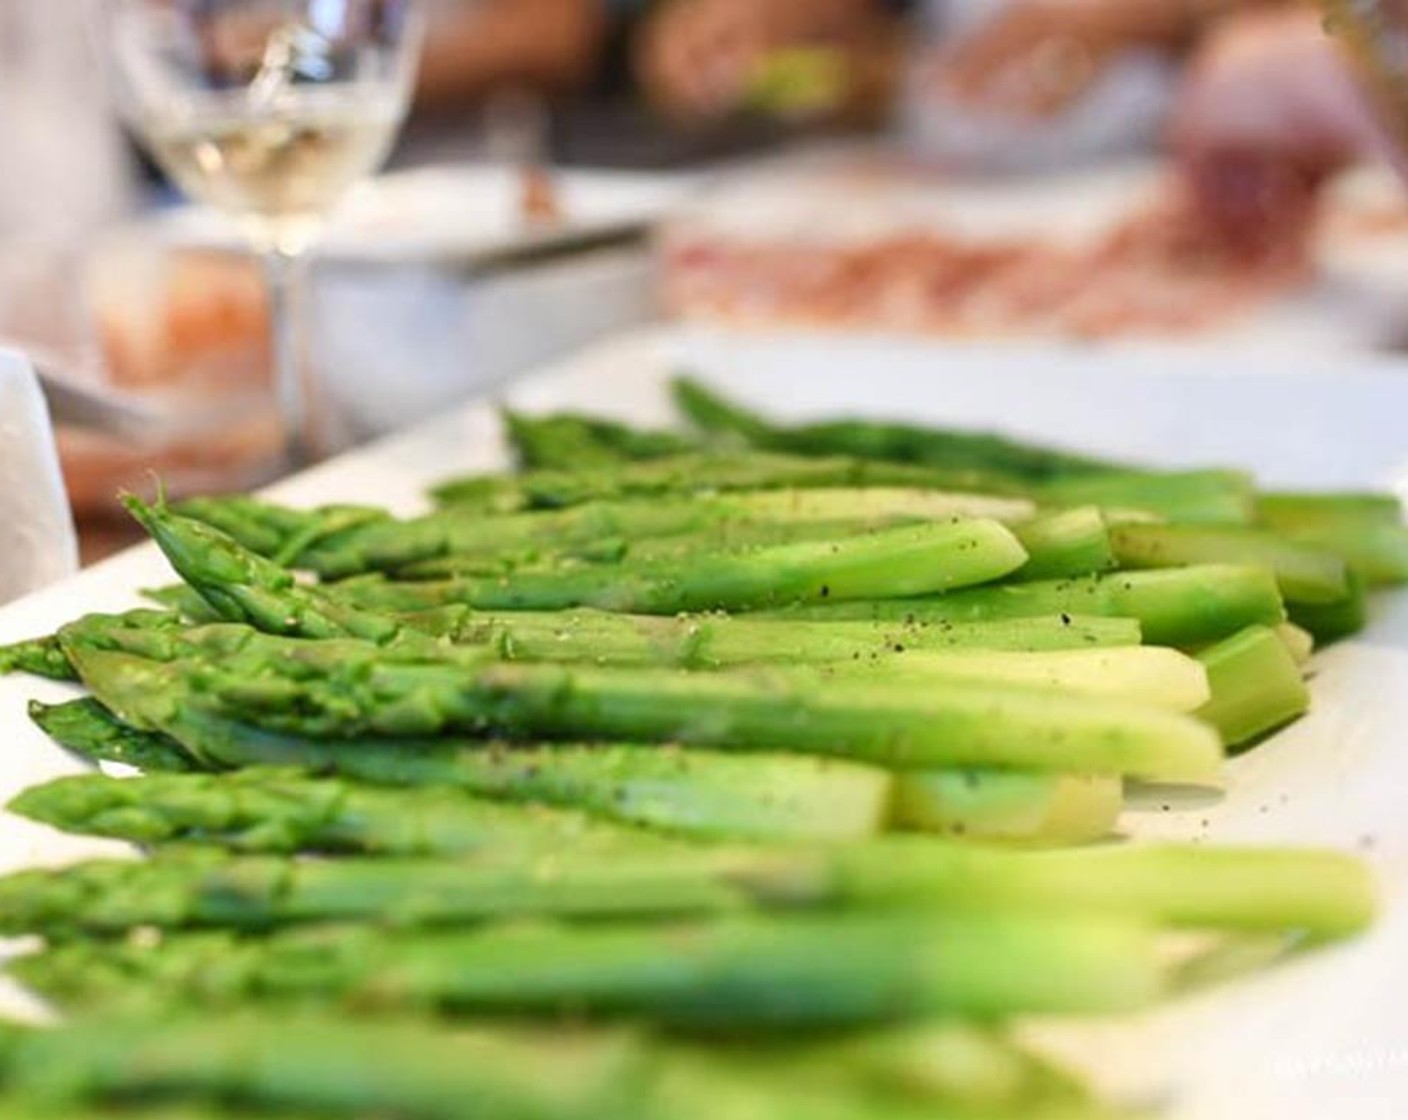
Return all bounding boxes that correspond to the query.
[2,326,1407,1118]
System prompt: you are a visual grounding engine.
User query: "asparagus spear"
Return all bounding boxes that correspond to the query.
[170,495,390,566]
[3,1012,653,1120]
[13,911,1164,1023]
[1257,491,1408,583]
[1275,622,1315,665]
[65,650,895,841]
[430,449,1008,512]
[0,633,77,680]
[1258,491,1404,525]
[404,497,1087,583]
[1286,570,1368,643]
[28,698,199,773]
[0,1011,1103,1120]
[763,564,1286,647]
[0,838,1369,937]
[178,490,1028,580]
[334,520,1027,612]
[672,377,1124,480]
[503,407,697,468]
[1109,523,1351,605]
[801,646,1210,711]
[123,497,428,647]
[891,772,1121,844]
[130,492,1122,660]
[9,768,663,857]
[160,629,1223,780]
[1035,470,1255,525]
[424,610,1146,663]
[1194,626,1311,750]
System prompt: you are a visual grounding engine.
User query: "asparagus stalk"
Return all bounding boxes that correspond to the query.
[425,609,1146,663]
[131,493,1121,660]
[1035,470,1255,525]
[405,497,1081,582]
[431,449,1010,513]
[64,651,896,841]
[765,564,1286,647]
[503,407,697,468]
[672,376,1125,480]
[179,490,1028,581]
[891,772,1122,844]
[161,630,1223,781]
[0,633,77,680]
[0,1010,1106,1120]
[9,768,664,857]
[1109,523,1351,605]
[3,1012,653,1120]
[1257,491,1408,585]
[123,498,431,647]
[1258,491,1404,525]
[1286,570,1368,643]
[3,837,1369,936]
[29,698,199,773]
[1194,626,1311,750]
[14,910,1165,1024]
[1011,507,1115,579]
[1275,622,1315,665]
[800,646,1210,711]
[169,495,390,566]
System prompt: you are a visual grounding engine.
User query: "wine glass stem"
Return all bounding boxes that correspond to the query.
[262,247,320,468]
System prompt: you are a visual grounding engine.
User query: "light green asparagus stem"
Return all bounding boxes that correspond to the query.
[760,564,1286,647]
[1275,622,1315,665]
[0,1009,1110,1120]
[1035,470,1255,524]
[181,490,1028,581]
[1109,523,1351,605]
[64,650,894,842]
[1286,570,1368,643]
[430,449,1016,512]
[891,772,1122,844]
[164,632,1223,782]
[1010,507,1115,579]
[0,839,1369,937]
[1195,625,1311,750]
[9,768,665,857]
[798,646,1209,711]
[3,1012,653,1120]
[14,911,1165,1024]
[1257,491,1408,586]
[420,609,1146,662]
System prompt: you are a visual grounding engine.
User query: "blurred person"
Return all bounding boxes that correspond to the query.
[414,0,610,109]
[939,0,1296,118]
[1172,5,1399,252]
[634,0,900,123]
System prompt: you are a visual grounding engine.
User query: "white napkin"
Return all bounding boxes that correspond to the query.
[0,348,78,603]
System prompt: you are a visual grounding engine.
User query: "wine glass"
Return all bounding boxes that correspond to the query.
[93,0,424,466]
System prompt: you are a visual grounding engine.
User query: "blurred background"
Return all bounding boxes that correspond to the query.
[12,0,1408,560]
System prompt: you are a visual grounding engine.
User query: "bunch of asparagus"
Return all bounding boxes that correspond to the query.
[0,377,1395,1118]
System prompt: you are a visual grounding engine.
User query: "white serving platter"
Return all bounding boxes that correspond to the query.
[2,326,1408,1117]
[159,162,696,266]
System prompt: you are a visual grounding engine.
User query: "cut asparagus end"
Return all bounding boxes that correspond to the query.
[1195,625,1311,750]
[1110,523,1351,605]
[891,770,1121,844]
[799,646,1210,711]
[1011,507,1115,580]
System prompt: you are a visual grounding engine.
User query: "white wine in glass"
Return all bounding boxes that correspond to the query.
[96,0,424,465]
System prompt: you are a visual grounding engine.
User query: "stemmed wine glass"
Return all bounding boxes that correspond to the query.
[94,0,424,466]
